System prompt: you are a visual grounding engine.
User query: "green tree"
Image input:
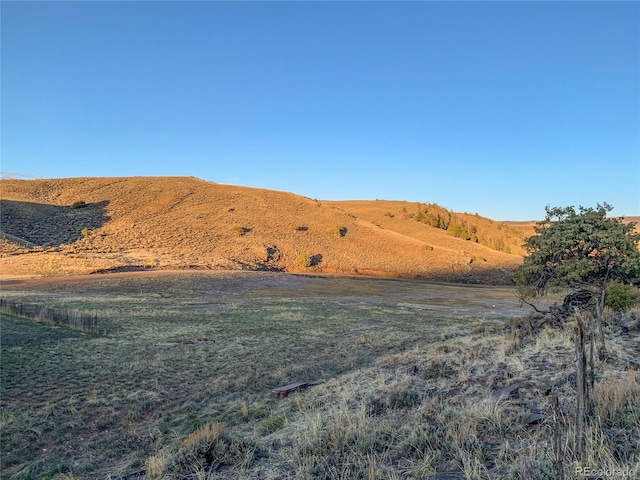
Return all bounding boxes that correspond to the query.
[446,221,469,239]
[515,203,640,316]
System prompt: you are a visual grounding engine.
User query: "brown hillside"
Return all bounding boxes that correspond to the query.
[326,200,532,255]
[0,177,524,282]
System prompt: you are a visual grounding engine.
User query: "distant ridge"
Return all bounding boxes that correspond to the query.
[1,176,531,282]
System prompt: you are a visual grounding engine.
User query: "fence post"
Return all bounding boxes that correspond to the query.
[573,306,588,458]
[553,392,565,480]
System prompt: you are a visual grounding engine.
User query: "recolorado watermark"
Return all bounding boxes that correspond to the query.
[575,466,637,478]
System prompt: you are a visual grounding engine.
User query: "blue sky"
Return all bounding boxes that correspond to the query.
[2,1,639,220]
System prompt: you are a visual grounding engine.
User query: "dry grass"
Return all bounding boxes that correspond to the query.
[181,423,224,451]
[1,273,638,479]
[1,273,492,478]
[0,176,524,282]
[145,451,169,479]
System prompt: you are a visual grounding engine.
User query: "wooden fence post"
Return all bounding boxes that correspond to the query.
[589,314,596,390]
[573,306,588,458]
[552,392,565,480]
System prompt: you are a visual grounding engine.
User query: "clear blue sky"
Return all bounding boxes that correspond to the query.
[2,1,639,220]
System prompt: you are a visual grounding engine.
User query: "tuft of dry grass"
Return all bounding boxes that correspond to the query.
[592,370,640,430]
[181,422,224,451]
[145,451,169,479]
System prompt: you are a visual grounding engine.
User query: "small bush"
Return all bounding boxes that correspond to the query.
[328,225,347,237]
[295,253,312,268]
[71,200,87,209]
[81,227,90,238]
[605,281,636,312]
[232,226,250,237]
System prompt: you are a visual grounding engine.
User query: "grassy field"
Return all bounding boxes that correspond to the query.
[1,272,638,479]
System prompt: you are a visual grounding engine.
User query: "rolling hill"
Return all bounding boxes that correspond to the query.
[1,176,534,282]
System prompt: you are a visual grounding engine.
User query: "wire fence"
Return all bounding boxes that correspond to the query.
[0,297,99,334]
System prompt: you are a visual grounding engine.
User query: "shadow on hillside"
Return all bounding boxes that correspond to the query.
[0,199,110,247]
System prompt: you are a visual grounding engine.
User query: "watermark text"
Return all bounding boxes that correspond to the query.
[576,466,637,478]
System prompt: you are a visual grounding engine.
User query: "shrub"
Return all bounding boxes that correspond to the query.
[605,281,636,312]
[328,225,347,237]
[232,226,250,237]
[81,227,90,238]
[295,252,312,268]
[447,221,469,239]
[71,200,87,209]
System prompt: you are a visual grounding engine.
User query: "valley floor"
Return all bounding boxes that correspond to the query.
[0,273,638,479]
